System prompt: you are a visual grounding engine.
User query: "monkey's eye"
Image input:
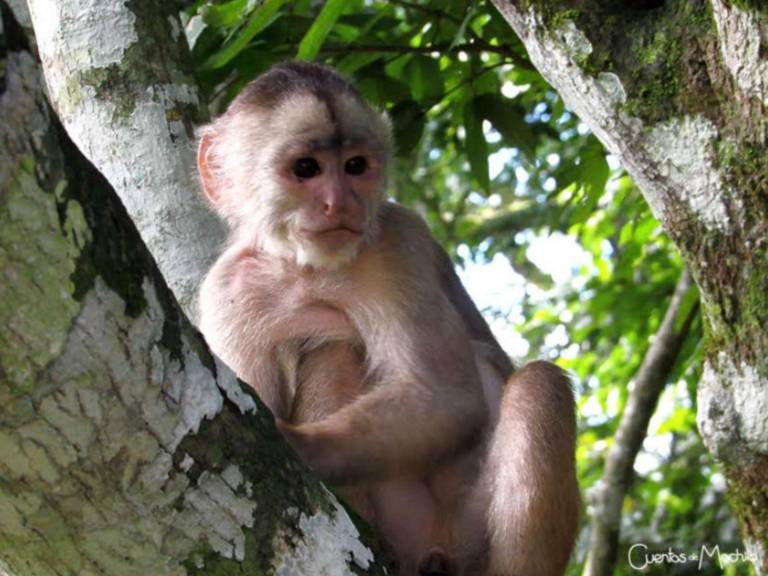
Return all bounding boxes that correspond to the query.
[292,157,321,179]
[345,156,368,176]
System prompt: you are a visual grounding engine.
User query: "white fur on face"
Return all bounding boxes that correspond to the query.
[209,92,391,270]
[295,237,364,270]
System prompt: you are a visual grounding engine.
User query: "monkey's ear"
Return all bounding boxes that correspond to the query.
[197,130,222,205]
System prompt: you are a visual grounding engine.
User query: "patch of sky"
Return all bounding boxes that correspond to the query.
[526,231,592,285]
[455,228,593,359]
[501,81,530,99]
[456,245,529,358]
[489,148,516,180]
[483,120,501,143]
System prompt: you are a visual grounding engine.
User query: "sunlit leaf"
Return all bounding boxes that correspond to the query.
[201,0,287,70]
[297,0,348,60]
[200,0,248,28]
[405,55,444,101]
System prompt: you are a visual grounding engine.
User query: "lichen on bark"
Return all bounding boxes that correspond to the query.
[26,0,226,318]
[0,163,83,395]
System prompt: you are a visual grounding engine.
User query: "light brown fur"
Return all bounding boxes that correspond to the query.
[197,62,578,576]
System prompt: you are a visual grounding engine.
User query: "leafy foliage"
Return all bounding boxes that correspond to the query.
[181,1,746,574]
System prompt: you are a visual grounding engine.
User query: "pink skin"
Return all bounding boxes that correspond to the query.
[278,145,383,257]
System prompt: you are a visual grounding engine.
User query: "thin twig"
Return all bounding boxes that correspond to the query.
[584,269,698,576]
[319,42,535,70]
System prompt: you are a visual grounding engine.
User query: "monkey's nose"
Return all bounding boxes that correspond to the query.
[320,185,346,217]
[322,200,340,216]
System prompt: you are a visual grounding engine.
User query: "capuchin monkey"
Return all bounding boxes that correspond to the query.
[197,61,579,576]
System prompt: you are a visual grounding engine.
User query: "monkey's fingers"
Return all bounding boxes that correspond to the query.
[275,419,356,484]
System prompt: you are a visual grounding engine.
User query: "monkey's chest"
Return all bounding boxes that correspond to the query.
[266,299,360,347]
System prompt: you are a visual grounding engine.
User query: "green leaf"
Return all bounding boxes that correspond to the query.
[390,100,425,157]
[473,94,536,159]
[336,52,385,75]
[358,69,411,106]
[581,139,610,198]
[464,101,489,192]
[297,0,348,60]
[448,3,475,50]
[507,67,541,86]
[384,54,410,81]
[404,55,444,101]
[201,0,248,28]
[202,0,287,70]
[472,64,501,96]
[634,217,660,244]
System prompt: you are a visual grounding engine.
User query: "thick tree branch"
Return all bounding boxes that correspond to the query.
[584,269,697,576]
[711,0,768,104]
[26,0,226,317]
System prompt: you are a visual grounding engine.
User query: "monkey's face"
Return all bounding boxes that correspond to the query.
[277,130,387,267]
[249,94,391,269]
[199,88,392,270]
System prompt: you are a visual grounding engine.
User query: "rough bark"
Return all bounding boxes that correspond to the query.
[491,1,768,572]
[0,4,386,574]
[584,270,697,576]
[25,0,226,317]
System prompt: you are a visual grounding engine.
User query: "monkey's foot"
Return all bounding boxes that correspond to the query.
[417,549,451,576]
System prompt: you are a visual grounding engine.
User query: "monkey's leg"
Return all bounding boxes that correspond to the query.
[289,343,453,575]
[479,361,579,576]
[369,479,453,576]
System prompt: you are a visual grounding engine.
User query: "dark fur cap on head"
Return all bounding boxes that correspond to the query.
[226,61,365,116]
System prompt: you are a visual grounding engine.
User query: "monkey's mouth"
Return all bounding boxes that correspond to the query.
[299,226,363,249]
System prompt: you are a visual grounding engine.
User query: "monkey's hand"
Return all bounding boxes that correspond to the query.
[276,418,368,485]
[278,370,487,485]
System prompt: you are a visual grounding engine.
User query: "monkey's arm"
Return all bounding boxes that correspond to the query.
[198,246,297,419]
[277,357,487,484]
[278,224,492,483]
[268,205,498,484]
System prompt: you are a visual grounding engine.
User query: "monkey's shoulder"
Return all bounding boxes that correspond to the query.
[374,203,441,268]
[377,202,433,242]
[199,244,284,316]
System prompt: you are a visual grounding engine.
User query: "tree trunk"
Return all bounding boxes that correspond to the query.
[25,0,226,317]
[0,4,386,574]
[491,1,768,573]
